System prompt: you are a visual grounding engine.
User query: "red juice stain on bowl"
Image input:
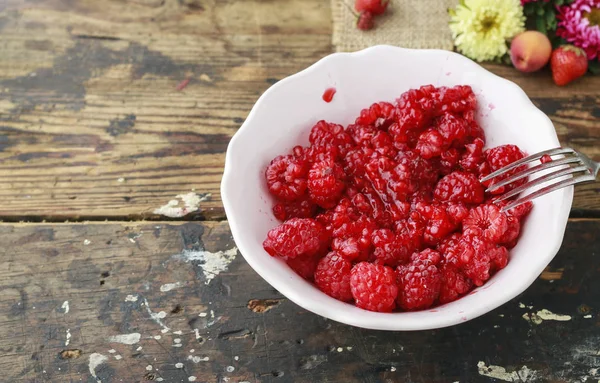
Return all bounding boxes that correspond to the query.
[322,87,336,103]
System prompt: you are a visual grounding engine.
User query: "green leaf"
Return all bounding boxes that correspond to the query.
[545,8,555,25]
[536,6,545,15]
[524,4,534,16]
[589,60,600,75]
[555,0,564,5]
[536,16,547,34]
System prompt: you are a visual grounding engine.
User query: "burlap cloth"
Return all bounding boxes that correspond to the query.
[331,0,456,52]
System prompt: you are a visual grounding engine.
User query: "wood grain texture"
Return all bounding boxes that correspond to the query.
[0,0,598,220]
[1,219,600,383]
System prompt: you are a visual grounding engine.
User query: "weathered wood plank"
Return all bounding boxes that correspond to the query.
[0,0,598,221]
[1,219,600,382]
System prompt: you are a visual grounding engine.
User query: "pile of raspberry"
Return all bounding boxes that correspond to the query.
[262,85,533,312]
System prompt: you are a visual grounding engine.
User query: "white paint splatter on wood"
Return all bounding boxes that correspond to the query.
[146,365,153,371]
[125,294,138,302]
[153,192,211,218]
[188,377,197,382]
[160,282,182,292]
[89,353,108,383]
[198,312,207,317]
[173,247,238,284]
[108,333,141,345]
[477,361,538,382]
[108,349,116,354]
[143,298,170,333]
[173,330,183,335]
[188,355,209,363]
[114,355,122,360]
[154,335,161,340]
[523,309,572,324]
[61,301,70,314]
[585,314,593,319]
[83,239,91,245]
[175,363,184,368]
[65,329,71,346]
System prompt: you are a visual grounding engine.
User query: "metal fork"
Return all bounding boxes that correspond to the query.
[480,147,599,212]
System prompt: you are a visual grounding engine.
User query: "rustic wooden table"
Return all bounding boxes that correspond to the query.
[1,1,599,382]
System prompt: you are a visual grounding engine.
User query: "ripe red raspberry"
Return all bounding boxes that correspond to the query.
[355,101,395,128]
[484,145,527,194]
[504,200,533,221]
[293,144,340,164]
[314,252,353,301]
[263,218,330,259]
[393,87,436,145]
[438,264,472,304]
[287,254,322,280]
[343,147,375,179]
[355,0,389,15]
[460,234,507,285]
[347,124,377,147]
[395,215,424,252]
[350,262,398,312]
[445,202,469,225]
[396,149,439,191]
[309,120,355,156]
[331,215,377,261]
[365,156,412,202]
[308,158,346,208]
[416,203,458,246]
[371,131,397,157]
[434,171,484,204]
[272,197,317,221]
[439,148,460,175]
[438,233,472,269]
[265,155,308,201]
[436,85,477,115]
[435,113,468,147]
[416,128,446,159]
[463,204,508,243]
[459,138,485,172]
[396,255,442,310]
[499,215,520,248]
[371,228,412,267]
[410,248,442,265]
[356,11,374,31]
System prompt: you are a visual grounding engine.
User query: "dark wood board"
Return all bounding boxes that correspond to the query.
[1,219,599,383]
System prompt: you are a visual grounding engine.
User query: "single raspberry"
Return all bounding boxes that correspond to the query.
[438,264,472,304]
[499,215,520,248]
[435,114,468,147]
[434,171,484,204]
[355,0,389,15]
[272,197,317,221]
[460,235,492,286]
[265,155,308,201]
[293,144,340,164]
[350,262,398,312]
[395,215,424,253]
[416,203,458,246]
[410,248,442,265]
[343,147,375,179]
[436,85,477,115]
[263,218,330,259]
[365,156,412,202]
[505,200,533,221]
[463,204,508,243]
[371,131,397,157]
[439,148,460,175]
[445,202,469,225]
[329,198,361,237]
[438,233,472,269]
[396,256,442,310]
[416,128,446,159]
[459,138,485,172]
[287,254,322,280]
[308,158,346,208]
[484,145,527,194]
[372,228,412,267]
[356,11,374,31]
[314,252,354,301]
[355,101,395,129]
[395,149,439,191]
[347,124,377,147]
[540,154,552,164]
[331,215,377,261]
[309,120,355,156]
[393,86,436,145]
[489,243,509,271]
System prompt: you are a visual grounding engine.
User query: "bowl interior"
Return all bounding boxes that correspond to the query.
[221,46,573,330]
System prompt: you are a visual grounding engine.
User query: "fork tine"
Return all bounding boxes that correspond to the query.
[499,173,596,212]
[480,147,575,183]
[494,165,590,202]
[486,156,584,193]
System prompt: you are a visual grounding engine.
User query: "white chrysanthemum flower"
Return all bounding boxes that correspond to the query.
[449,0,526,62]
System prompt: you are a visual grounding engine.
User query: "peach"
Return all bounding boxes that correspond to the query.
[510,31,552,73]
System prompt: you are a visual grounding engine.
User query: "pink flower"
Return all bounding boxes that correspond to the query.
[557,0,600,60]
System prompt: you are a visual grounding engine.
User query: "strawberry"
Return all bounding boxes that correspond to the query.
[355,0,389,15]
[356,11,374,31]
[550,45,589,86]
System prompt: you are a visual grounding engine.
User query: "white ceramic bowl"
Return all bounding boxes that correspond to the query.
[221,45,573,331]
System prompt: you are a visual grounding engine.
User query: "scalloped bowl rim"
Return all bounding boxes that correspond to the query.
[221,45,573,331]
